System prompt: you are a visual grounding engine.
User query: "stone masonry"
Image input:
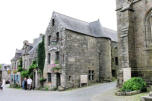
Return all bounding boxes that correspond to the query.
[43,12,118,89]
[116,0,152,87]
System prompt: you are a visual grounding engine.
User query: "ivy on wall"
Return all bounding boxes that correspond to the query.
[17,58,23,72]
[37,35,45,74]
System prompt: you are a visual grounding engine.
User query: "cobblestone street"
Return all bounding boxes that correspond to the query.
[0,82,116,101]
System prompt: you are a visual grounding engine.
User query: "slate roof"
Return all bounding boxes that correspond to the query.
[11,49,23,61]
[52,12,117,41]
[103,27,118,42]
[28,35,43,54]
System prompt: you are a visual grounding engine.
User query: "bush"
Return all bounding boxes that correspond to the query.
[17,67,23,72]
[121,77,147,92]
[21,70,29,78]
[39,77,46,82]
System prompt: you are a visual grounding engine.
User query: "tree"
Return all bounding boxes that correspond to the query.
[37,35,45,74]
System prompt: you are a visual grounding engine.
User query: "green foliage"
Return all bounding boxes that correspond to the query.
[17,67,23,72]
[29,60,38,72]
[38,35,45,74]
[0,64,2,69]
[121,77,147,92]
[21,70,29,78]
[17,58,23,72]
[52,65,61,71]
[55,60,59,64]
[39,77,46,82]
[21,60,38,78]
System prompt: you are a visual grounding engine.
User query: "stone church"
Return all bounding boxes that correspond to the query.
[43,12,118,89]
[116,0,152,86]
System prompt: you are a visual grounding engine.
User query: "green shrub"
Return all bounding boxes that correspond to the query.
[39,77,46,82]
[21,70,29,78]
[17,67,23,72]
[121,77,147,92]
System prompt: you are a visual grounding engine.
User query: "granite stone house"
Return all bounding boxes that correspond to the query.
[43,12,118,89]
[116,0,152,87]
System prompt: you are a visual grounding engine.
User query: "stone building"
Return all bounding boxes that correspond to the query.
[22,40,33,70]
[116,0,152,86]
[10,35,43,88]
[1,64,11,83]
[11,49,23,85]
[43,12,118,89]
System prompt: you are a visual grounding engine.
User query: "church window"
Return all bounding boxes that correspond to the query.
[145,10,152,48]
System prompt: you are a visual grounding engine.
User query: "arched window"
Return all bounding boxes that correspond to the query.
[145,10,152,48]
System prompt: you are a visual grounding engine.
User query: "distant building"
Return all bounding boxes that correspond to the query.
[11,49,23,85]
[10,35,43,88]
[43,12,118,89]
[1,64,11,83]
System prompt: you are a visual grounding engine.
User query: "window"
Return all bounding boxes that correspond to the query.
[115,57,118,65]
[68,76,71,81]
[48,53,51,64]
[48,35,51,46]
[56,51,59,62]
[56,32,59,43]
[63,54,64,64]
[88,70,94,80]
[52,19,55,26]
[48,73,51,82]
[145,10,152,48]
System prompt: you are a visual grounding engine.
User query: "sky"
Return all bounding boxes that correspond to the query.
[0,0,117,64]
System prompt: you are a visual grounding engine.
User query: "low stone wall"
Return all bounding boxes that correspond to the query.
[115,90,140,96]
[141,96,152,101]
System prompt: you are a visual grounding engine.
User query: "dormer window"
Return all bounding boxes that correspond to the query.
[52,19,55,26]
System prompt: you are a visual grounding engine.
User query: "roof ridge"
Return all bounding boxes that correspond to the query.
[53,11,89,24]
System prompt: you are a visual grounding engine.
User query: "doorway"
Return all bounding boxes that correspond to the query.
[56,73,61,87]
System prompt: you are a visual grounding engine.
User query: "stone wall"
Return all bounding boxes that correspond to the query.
[64,30,100,88]
[116,0,152,86]
[96,38,112,81]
